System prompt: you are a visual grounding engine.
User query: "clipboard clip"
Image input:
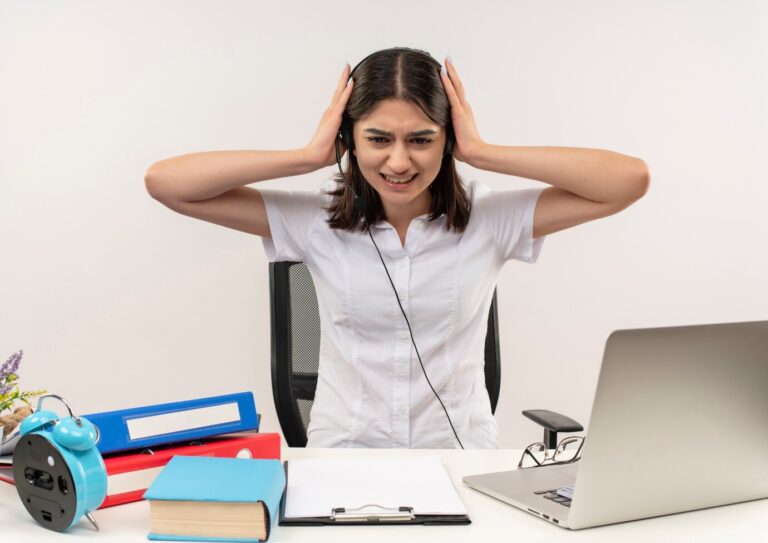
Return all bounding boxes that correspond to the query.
[331,504,415,522]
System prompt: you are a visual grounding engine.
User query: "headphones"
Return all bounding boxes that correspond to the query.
[13,395,107,532]
[333,48,465,449]
[338,48,455,159]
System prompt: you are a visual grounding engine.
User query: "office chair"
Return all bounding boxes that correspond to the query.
[269,261,581,448]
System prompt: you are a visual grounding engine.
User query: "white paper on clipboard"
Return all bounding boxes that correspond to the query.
[283,456,468,519]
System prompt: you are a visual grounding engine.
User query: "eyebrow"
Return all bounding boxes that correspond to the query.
[363,128,438,137]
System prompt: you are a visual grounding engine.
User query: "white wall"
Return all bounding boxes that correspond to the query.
[1,0,766,449]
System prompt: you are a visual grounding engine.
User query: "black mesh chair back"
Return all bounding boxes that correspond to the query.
[269,261,502,447]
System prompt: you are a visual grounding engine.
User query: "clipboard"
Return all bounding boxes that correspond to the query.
[278,457,471,526]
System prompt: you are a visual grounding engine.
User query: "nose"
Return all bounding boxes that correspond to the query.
[386,141,412,174]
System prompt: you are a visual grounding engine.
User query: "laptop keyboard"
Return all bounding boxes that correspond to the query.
[534,484,575,507]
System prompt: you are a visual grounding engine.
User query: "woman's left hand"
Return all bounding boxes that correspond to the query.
[440,58,486,164]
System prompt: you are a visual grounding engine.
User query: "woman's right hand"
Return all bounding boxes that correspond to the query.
[303,63,355,169]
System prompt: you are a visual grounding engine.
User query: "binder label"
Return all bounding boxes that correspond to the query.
[126,402,241,440]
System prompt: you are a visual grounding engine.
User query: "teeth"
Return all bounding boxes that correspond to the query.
[383,174,416,184]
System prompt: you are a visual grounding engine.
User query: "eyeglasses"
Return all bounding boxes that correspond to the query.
[518,436,585,469]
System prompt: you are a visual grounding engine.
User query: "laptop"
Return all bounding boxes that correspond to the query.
[463,320,768,529]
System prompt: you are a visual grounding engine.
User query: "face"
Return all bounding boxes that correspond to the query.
[352,98,446,219]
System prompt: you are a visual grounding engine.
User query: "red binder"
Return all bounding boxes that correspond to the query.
[100,432,281,508]
[0,466,12,485]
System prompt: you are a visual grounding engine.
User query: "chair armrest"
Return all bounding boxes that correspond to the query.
[522,409,583,449]
[522,409,583,433]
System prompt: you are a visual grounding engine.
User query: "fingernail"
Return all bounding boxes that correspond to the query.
[446,55,453,65]
[347,77,354,87]
[441,66,447,76]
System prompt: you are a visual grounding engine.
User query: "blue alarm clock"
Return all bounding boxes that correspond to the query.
[13,394,107,532]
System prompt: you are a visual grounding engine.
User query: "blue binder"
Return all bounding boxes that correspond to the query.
[83,392,259,454]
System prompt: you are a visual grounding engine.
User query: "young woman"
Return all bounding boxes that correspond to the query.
[144,47,650,449]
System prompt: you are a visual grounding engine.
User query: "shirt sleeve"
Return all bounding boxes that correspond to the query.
[477,185,547,263]
[258,188,325,262]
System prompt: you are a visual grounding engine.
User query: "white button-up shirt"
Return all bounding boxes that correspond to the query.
[260,180,545,448]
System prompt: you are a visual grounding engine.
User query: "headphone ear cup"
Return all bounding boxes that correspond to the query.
[340,116,354,151]
[444,123,455,156]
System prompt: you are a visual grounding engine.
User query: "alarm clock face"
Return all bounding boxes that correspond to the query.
[13,434,78,531]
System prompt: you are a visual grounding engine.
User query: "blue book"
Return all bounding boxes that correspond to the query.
[144,455,286,542]
[84,392,259,454]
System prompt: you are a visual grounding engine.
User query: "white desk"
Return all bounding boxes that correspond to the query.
[2,447,767,542]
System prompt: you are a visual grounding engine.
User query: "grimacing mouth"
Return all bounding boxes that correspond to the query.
[379,173,419,186]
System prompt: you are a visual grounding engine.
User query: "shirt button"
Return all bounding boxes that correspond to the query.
[397,330,410,339]
[397,367,407,377]
[398,260,407,268]
[398,405,407,416]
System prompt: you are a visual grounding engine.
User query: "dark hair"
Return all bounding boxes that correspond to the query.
[325,47,472,233]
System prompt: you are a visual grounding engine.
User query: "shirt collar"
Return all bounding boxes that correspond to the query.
[370,213,445,229]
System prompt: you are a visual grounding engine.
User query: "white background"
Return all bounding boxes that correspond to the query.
[1,0,766,449]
